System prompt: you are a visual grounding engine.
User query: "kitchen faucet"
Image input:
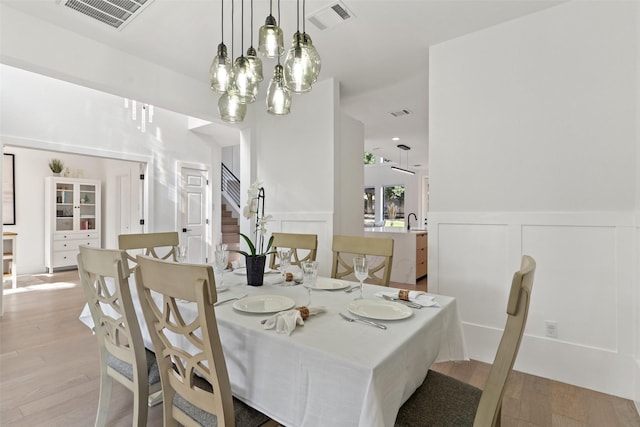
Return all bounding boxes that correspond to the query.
[407,213,418,231]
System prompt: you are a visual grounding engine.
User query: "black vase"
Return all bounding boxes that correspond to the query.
[245,255,266,286]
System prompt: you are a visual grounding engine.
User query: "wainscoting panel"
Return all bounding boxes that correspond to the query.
[429,212,637,400]
[270,212,333,277]
[522,224,617,350]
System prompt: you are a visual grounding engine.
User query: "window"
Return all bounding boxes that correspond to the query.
[364,187,375,226]
[383,185,405,227]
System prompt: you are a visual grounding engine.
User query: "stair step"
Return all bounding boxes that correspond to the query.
[222,224,239,233]
[222,233,239,244]
[222,217,237,225]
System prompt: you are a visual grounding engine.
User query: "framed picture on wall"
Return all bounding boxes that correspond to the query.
[3,153,15,225]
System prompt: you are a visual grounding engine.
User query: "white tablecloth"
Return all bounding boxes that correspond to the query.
[79,270,467,427]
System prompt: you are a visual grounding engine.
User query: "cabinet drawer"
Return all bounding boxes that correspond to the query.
[55,233,98,241]
[53,239,99,252]
[53,251,78,267]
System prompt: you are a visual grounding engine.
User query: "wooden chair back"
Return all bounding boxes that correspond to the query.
[331,235,394,286]
[268,232,318,269]
[118,232,179,272]
[474,255,536,427]
[134,255,236,427]
[77,245,157,426]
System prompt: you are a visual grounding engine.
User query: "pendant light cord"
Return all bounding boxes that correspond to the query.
[221,0,224,42]
[302,0,306,33]
[231,0,234,58]
[250,0,254,45]
[276,0,281,65]
[240,0,244,54]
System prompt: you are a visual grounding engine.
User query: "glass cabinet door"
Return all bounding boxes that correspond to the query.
[55,183,74,231]
[79,184,97,231]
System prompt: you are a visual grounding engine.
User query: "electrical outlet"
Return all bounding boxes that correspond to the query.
[545,320,558,338]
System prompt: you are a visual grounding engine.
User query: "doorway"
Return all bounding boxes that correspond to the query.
[178,164,210,264]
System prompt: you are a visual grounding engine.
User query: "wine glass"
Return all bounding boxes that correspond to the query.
[177,245,187,262]
[353,256,369,300]
[302,261,319,306]
[214,243,229,289]
[277,248,292,284]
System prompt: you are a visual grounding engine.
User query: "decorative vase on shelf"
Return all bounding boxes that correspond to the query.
[245,255,266,286]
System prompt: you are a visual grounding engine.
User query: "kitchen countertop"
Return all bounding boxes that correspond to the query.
[364,227,427,234]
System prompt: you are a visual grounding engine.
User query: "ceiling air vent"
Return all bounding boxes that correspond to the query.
[390,109,412,117]
[60,0,153,30]
[308,1,354,31]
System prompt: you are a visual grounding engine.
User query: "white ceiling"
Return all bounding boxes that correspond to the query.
[2,0,563,170]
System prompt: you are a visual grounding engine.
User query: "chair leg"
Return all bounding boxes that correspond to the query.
[95,372,113,427]
[132,386,149,427]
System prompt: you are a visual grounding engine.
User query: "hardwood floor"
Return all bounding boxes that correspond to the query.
[1,271,638,426]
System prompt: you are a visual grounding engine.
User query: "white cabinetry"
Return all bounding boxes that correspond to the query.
[45,177,101,273]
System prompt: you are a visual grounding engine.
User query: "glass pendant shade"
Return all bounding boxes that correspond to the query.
[246,46,264,82]
[219,92,247,123]
[301,33,321,83]
[258,14,284,58]
[228,56,258,104]
[283,32,313,93]
[266,64,291,115]
[210,43,232,93]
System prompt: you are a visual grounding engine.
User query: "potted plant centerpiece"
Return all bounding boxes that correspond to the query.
[49,159,64,176]
[234,181,274,286]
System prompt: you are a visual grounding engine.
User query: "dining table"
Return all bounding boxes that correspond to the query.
[79,266,467,427]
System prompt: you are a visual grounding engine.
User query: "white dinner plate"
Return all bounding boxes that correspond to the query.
[232,295,295,314]
[303,277,350,291]
[347,299,413,320]
[233,267,277,275]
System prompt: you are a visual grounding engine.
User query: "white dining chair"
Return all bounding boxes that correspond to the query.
[394,255,536,427]
[77,245,161,427]
[268,232,318,270]
[118,232,179,272]
[331,235,394,286]
[134,255,276,427]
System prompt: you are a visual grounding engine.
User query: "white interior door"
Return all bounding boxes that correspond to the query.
[180,167,208,263]
[107,164,143,249]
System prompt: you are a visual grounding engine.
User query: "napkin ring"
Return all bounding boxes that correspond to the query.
[296,306,310,320]
[285,272,294,282]
[398,290,410,301]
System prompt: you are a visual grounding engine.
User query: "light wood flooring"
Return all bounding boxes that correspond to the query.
[1,271,639,426]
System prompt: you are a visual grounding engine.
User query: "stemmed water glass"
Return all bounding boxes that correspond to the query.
[353,256,369,300]
[302,261,319,306]
[277,248,292,285]
[177,245,187,262]
[214,243,229,289]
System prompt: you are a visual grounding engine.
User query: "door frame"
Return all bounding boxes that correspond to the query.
[175,161,212,263]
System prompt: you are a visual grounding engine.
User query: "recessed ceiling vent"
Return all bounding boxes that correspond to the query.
[390,109,412,118]
[308,1,354,31]
[59,0,154,30]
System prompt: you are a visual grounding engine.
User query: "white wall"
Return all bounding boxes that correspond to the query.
[234,79,364,277]
[429,1,638,400]
[0,65,220,271]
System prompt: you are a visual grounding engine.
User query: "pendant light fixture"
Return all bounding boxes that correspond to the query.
[266,64,291,115]
[391,144,416,175]
[245,0,263,84]
[219,0,247,123]
[266,0,291,115]
[258,0,284,58]
[283,0,315,93]
[227,0,258,104]
[210,0,231,93]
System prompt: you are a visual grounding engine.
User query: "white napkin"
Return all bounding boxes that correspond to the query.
[263,306,327,335]
[375,290,440,307]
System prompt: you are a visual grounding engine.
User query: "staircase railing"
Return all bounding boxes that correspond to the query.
[221,163,241,208]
